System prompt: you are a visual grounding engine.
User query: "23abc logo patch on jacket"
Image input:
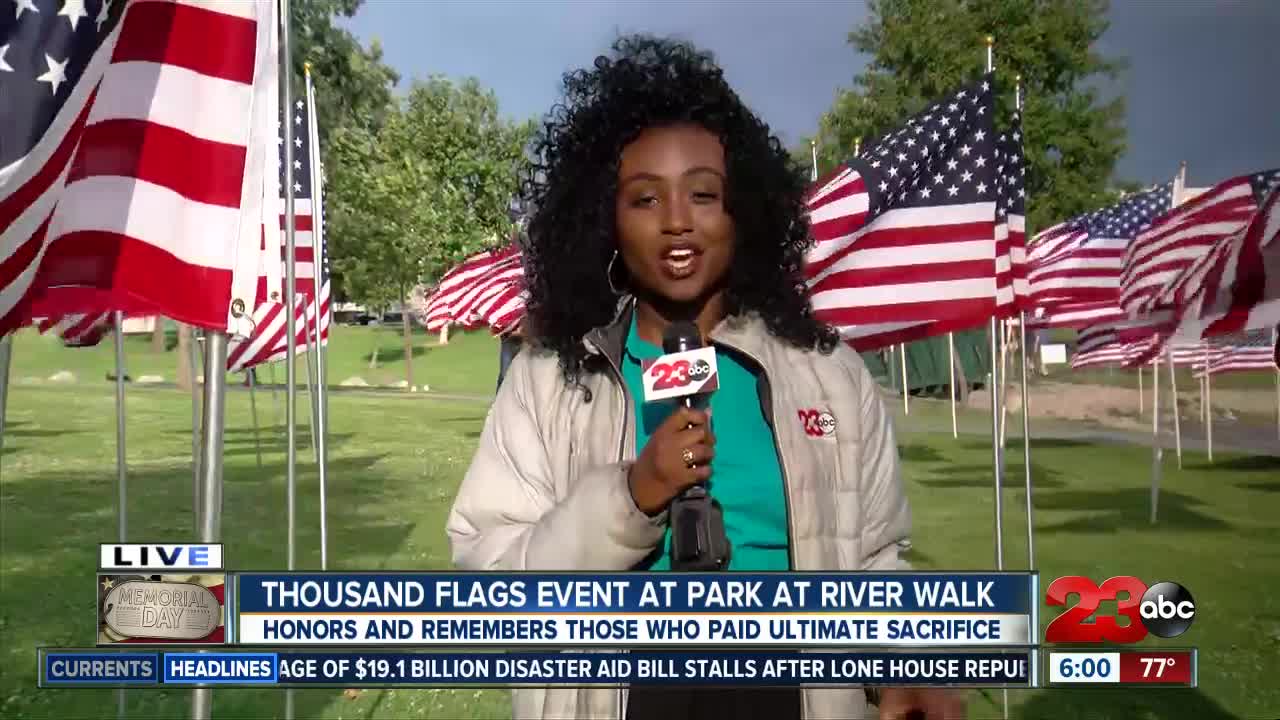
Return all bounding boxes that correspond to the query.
[1045,576,1196,643]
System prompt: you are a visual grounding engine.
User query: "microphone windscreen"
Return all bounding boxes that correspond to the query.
[663,321,702,354]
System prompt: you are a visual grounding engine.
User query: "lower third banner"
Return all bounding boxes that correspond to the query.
[40,649,1034,688]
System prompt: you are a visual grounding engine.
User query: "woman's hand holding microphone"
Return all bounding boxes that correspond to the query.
[627,407,715,516]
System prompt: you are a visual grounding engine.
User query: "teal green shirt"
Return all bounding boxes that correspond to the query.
[620,317,791,571]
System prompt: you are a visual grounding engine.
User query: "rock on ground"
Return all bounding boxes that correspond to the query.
[340,376,369,387]
[48,370,76,383]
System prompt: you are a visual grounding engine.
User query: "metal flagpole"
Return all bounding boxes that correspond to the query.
[189,332,229,720]
[986,36,1007,720]
[1138,365,1143,415]
[1015,77,1035,571]
[0,335,11,459]
[1150,356,1162,524]
[900,343,909,414]
[948,333,958,437]
[277,0,300,716]
[985,35,1005,571]
[248,371,262,469]
[810,139,818,182]
[190,328,203,530]
[1206,351,1214,462]
[1274,327,1279,441]
[113,312,128,720]
[303,323,319,463]
[1169,348,1182,468]
[305,64,330,568]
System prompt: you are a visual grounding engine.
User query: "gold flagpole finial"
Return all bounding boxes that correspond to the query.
[304,62,312,74]
[1015,73,1022,82]
[985,35,995,47]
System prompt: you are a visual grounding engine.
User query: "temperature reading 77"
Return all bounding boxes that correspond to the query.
[1140,657,1175,678]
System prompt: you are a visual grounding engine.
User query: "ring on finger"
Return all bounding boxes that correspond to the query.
[681,448,696,468]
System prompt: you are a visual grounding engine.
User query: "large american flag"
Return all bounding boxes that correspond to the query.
[0,0,270,334]
[804,73,999,350]
[1121,170,1280,316]
[226,73,329,373]
[1026,183,1173,313]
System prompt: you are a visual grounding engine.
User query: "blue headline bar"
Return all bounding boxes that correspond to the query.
[44,653,158,685]
[39,649,1033,688]
[235,572,1034,614]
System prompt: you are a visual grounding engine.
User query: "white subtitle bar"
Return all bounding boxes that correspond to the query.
[236,612,1032,646]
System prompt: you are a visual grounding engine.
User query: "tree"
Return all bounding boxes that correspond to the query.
[289,0,400,305]
[326,77,533,389]
[811,0,1128,233]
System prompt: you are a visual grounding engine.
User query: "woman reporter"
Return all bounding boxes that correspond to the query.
[447,35,964,720]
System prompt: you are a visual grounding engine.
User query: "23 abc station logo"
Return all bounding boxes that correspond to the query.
[1045,576,1196,643]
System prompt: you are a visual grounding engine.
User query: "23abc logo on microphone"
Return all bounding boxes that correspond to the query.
[1045,576,1196,643]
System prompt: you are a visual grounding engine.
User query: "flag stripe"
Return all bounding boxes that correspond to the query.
[112,1,258,84]
[68,119,247,207]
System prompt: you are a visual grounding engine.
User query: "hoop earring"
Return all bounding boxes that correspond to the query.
[606,250,627,296]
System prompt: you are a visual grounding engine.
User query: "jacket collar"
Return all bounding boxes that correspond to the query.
[583,295,771,369]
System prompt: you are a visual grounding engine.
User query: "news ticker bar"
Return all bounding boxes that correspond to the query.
[1047,650,1197,687]
[40,648,1037,689]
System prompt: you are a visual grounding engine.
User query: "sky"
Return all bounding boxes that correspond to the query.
[342,0,1280,188]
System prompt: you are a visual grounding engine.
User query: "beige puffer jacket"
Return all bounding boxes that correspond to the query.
[447,300,912,719]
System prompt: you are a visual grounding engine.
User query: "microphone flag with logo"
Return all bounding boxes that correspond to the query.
[641,322,720,404]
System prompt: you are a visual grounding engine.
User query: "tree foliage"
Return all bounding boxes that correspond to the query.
[806,0,1130,232]
[327,77,532,306]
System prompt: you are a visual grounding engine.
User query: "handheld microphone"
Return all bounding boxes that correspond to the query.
[656,322,730,571]
[661,321,705,411]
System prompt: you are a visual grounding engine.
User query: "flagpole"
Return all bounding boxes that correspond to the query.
[1015,76,1035,571]
[948,332,958,437]
[986,36,1008,720]
[112,312,128,720]
[985,35,1005,571]
[900,342,909,414]
[1138,364,1143,415]
[190,329,202,530]
[305,63,330,569]
[248,371,262,469]
[1274,327,1279,442]
[1206,350,1214,462]
[810,139,818,182]
[1168,347,1182,468]
[1150,355,1162,524]
[277,0,299,716]
[0,336,11,460]
[188,332,229,720]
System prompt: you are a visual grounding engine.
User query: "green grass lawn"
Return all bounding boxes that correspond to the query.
[7,324,502,397]
[1,378,1278,718]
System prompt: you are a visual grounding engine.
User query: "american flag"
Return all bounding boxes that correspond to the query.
[1070,326,1152,368]
[226,70,329,372]
[1121,170,1280,316]
[1026,301,1127,330]
[804,73,999,350]
[0,0,269,334]
[420,242,523,333]
[1026,183,1173,312]
[36,310,112,347]
[1172,183,1280,339]
[994,110,1027,316]
[1199,329,1278,375]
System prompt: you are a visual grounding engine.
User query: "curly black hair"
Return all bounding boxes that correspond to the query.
[522,34,838,381]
